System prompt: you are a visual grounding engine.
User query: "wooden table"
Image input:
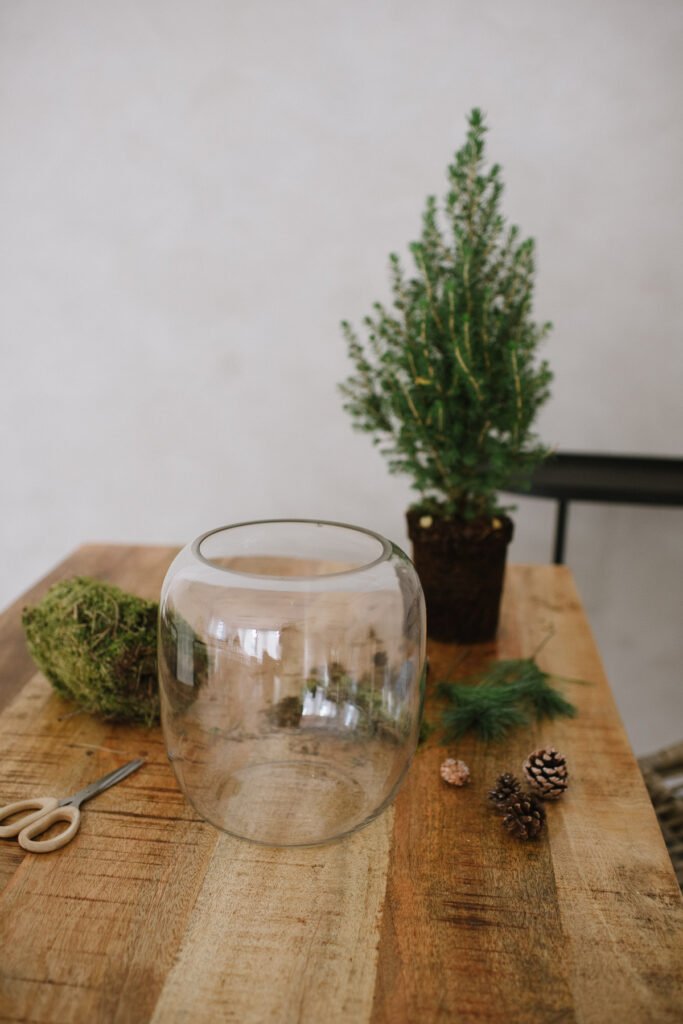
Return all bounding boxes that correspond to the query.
[0,545,681,1023]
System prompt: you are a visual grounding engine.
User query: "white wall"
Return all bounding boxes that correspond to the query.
[2,0,681,754]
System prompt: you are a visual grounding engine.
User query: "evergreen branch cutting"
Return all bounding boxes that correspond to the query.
[436,656,578,742]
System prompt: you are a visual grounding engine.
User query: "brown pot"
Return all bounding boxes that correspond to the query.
[406,510,514,643]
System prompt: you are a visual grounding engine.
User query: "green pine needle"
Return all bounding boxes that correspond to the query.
[521,677,577,721]
[442,689,529,741]
[438,655,578,742]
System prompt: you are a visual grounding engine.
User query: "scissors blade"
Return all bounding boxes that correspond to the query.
[58,758,144,808]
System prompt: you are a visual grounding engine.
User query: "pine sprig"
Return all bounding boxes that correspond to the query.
[441,685,529,741]
[437,656,578,742]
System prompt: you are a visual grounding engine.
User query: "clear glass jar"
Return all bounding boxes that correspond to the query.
[158,519,425,846]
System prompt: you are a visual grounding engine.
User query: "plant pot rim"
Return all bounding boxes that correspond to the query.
[406,508,514,526]
[406,508,514,555]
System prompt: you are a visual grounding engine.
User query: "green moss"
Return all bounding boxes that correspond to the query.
[22,576,159,726]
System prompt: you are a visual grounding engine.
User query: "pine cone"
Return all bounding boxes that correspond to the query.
[523,747,568,800]
[502,792,546,840]
[440,758,470,786]
[488,772,522,810]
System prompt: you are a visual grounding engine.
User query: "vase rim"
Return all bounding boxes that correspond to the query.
[191,518,393,581]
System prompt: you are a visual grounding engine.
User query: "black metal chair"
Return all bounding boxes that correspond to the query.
[503,452,683,564]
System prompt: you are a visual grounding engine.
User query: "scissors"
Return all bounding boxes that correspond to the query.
[0,758,144,853]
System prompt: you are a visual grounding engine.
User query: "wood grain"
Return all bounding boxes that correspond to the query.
[0,546,681,1024]
[0,671,218,1024]
[371,564,683,1023]
[150,814,394,1024]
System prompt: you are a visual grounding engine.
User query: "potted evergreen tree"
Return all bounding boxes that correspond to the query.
[340,109,553,643]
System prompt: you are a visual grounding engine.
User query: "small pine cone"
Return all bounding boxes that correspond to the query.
[502,792,546,840]
[488,772,522,810]
[440,758,470,786]
[523,747,569,800]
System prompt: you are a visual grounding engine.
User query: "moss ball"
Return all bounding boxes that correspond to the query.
[22,576,159,726]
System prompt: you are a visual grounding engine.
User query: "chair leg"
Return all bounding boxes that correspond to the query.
[553,500,569,564]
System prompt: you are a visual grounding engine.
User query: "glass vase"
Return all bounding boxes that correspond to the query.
[158,519,425,846]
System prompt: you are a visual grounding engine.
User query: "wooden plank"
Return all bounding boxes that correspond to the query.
[371,567,575,1024]
[1,550,681,1024]
[508,566,683,1024]
[0,669,219,1024]
[371,564,683,1023]
[150,814,394,1024]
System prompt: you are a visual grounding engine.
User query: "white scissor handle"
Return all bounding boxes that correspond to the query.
[18,804,81,853]
[0,797,58,838]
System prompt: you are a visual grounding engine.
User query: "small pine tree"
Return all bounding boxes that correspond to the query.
[339,109,553,521]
